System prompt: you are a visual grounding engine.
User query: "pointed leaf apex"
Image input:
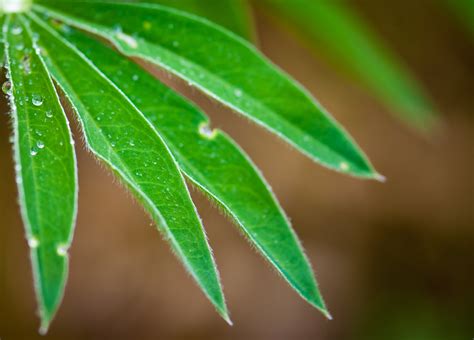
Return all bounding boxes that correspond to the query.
[39,315,52,335]
[216,303,233,325]
[374,172,387,183]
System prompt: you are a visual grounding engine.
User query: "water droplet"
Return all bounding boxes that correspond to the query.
[56,244,68,256]
[28,237,39,248]
[30,148,38,156]
[45,110,53,118]
[15,43,24,51]
[21,54,31,74]
[32,95,43,106]
[132,74,139,81]
[199,123,216,139]
[2,80,12,95]
[116,31,138,48]
[11,25,22,35]
[234,89,243,97]
[339,162,349,171]
[129,140,135,147]
[36,140,45,149]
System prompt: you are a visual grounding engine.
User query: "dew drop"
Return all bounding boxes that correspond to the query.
[32,95,43,106]
[116,31,138,49]
[2,80,12,95]
[45,110,53,118]
[11,25,22,35]
[132,74,139,81]
[28,237,39,248]
[30,148,38,156]
[36,140,45,149]
[21,54,31,74]
[199,123,216,139]
[129,140,135,147]
[339,162,349,171]
[56,244,68,256]
[234,89,243,97]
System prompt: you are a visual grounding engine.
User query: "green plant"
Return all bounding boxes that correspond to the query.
[0,0,443,334]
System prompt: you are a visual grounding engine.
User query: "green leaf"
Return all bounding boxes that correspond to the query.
[0,16,3,67]
[3,14,78,333]
[25,12,229,323]
[34,0,380,180]
[50,21,330,316]
[143,0,256,41]
[261,0,437,131]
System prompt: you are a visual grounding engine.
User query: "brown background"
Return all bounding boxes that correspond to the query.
[0,0,472,339]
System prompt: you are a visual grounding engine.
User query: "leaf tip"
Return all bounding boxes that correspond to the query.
[216,303,233,326]
[38,316,52,336]
[373,172,386,183]
[320,307,333,320]
[310,300,333,320]
[37,289,60,336]
[223,314,234,326]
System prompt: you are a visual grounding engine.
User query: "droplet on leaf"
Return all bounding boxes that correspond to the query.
[56,244,68,256]
[28,237,39,248]
[32,94,43,106]
[339,162,349,171]
[2,81,12,95]
[199,122,217,139]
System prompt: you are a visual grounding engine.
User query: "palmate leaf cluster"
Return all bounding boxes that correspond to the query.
[0,0,442,333]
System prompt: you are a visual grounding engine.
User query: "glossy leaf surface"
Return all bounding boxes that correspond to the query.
[145,0,255,41]
[35,0,379,179]
[26,12,229,322]
[52,21,329,315]
[261,0,437,131]
[3,14,77,333]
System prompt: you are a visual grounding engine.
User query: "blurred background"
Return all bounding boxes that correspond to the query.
[0,0,472,339]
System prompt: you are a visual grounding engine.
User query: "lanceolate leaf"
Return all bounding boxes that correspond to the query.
[51,22,329,315]
[144,0,256,41]
[34,0,380,180]
[3,15,77,333]
[26,12,229,322]
[261,0,437,131]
